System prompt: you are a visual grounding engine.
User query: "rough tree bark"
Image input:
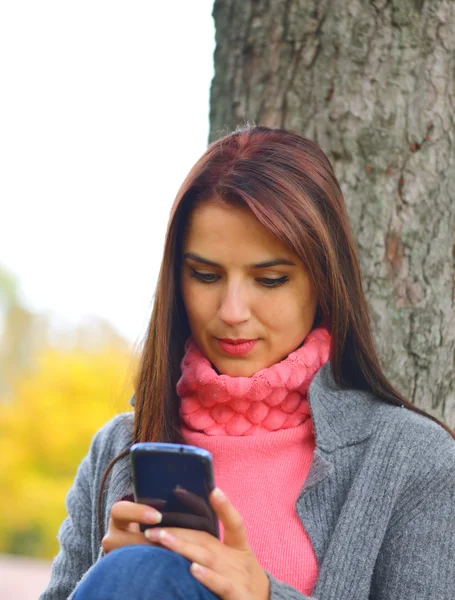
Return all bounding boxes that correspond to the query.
[209,0,455,427]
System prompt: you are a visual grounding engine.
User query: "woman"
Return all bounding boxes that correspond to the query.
[40,126,455,600]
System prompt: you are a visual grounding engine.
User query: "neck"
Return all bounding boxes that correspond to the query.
[177,327,331,436]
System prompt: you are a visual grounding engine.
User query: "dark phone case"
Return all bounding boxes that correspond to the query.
[129,442,220,538]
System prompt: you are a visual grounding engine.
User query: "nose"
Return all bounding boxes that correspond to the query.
[217,281,251,326]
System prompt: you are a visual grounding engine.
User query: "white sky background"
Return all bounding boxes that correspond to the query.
[0,1,215,345]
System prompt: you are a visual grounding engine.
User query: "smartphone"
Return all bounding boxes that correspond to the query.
[129,442,219,538]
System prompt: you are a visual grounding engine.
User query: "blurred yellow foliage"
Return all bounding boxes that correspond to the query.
[0,341,136,558]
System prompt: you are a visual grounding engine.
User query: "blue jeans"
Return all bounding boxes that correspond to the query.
[72,545,219,599]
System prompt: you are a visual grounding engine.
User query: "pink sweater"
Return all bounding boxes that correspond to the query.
[183,421,318,595]
[178,328,330,595]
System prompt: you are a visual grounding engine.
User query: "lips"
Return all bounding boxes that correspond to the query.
[218,339,255,344]
[216,338,258,356]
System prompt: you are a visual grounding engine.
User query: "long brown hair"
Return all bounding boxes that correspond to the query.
[98,126,454,539]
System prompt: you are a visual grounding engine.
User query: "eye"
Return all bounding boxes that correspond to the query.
[257,276,289,288]
[189,269,221,284]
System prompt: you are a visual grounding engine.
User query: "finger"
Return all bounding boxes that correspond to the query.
[110,501,162,530]
[209,488,248,550]
[173,487,212,520]
[101,529,152,554]
[144,528,219,571]
[159,511,214,532]
[145,526,215,547]
[190,563,236,600]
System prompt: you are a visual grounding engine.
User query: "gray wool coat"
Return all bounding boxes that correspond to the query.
[39,363,455,600]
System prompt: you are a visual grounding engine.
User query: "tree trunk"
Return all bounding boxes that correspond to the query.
[209,0,455,427]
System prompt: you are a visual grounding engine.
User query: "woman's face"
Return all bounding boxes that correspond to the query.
[181,200,318,377]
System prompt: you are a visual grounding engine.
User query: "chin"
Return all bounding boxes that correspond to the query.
[214,358,261,378]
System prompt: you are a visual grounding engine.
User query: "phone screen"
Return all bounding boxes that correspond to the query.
[130,443,219,538]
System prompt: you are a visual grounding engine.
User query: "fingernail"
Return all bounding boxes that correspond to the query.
[212,487,225,501]
[145,510,162,524]
[144,528,159,541]
[159,530,176,545]
[191,562,205,576]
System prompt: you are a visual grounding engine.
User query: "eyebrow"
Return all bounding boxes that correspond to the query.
[183,252,296,269]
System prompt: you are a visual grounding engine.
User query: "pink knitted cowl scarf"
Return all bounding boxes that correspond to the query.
[177,327,331,436]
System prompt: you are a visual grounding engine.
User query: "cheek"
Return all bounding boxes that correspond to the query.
[182,285,199,324]
[182,284,217,329]
[258,292,316,335]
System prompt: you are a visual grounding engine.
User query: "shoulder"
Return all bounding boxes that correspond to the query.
[367,404,455,538]
[313,363,454,514]
[88,412,134,467]
[310,363,455,465]
[375,400,455,460]
[371,401,455,498]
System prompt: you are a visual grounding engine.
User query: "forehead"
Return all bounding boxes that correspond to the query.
[183,200,295,261]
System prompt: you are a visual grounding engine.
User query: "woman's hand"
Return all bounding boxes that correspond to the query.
[144,488,270,600]
[101,500,162,554]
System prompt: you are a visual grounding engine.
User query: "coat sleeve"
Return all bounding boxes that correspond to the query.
[38,414,132,600]
[370,433,455,599]
[38,451,95,600]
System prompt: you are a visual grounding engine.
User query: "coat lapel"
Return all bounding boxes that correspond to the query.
[295,362,381,565]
